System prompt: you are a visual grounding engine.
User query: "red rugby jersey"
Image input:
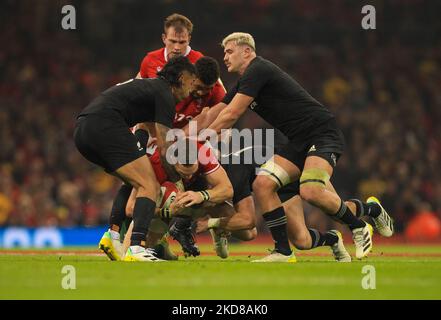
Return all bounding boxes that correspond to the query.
[173,82,225,129]
[139,47,203,78]
[138,47,225,128]
[147,143,220,186]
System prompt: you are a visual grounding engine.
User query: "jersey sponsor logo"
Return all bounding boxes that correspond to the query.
[156,66,162,72]
[137,141,144,152]
[249,101,258,110]
[308,145,317,153]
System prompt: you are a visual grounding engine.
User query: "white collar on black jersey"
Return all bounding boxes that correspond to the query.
[164,46,192,61]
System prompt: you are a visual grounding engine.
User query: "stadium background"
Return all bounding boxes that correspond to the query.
[1,0,440,247]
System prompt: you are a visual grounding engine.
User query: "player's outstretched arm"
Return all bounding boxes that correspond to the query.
[175,166,233,207]
[219,196,256,231]
[195,197,256,233]
[203,166,233,203]
[207,93,253,133]
[183,102,227,136]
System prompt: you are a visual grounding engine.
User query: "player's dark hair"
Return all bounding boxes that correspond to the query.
[157,56,196,87]
[164,13,193,35]
[195,57,220,86]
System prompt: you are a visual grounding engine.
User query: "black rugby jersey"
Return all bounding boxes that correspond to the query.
[79,78,175,128]
[223,56,334,142]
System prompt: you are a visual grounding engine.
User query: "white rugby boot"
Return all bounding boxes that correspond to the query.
[367,196,394,237]
[328,230,352,262]
[123,246,165,262]
[99,229,124,261]
[252,250,297,263]
[210,229,229,259]
[352,223,373,259]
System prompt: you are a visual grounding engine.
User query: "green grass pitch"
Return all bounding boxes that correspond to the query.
[1,243,441,300]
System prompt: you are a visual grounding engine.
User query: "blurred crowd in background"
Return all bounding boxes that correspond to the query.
[1,0,440,238]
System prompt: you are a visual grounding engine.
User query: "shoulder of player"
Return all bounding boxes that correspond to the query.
[156,78,175,103]
[146,48,165,58]
[143,48,165,64]
[188,49,204,63]
[141,78,174,104]
[202,162,221,176]
[246,56,272,72]
[239,56,275,83]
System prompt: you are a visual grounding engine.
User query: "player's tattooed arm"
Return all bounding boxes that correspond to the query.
[207,93,253,133]
[154,122,180,183]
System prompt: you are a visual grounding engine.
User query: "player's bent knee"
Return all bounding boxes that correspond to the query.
[299,184,324,204]
[299,168,329,203]
[255,159,291,191]
[252,175,279,195]
[299,168,329,188]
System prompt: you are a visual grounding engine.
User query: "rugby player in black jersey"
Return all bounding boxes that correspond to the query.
[195,143,352,262]
[205,33,394,261]
[74,56,196,262]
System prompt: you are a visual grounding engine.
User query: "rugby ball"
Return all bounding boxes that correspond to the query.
[158,181,178,209]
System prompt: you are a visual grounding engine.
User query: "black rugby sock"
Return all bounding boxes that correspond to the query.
[334,200,366,230]
[130,197,156,246]
[366,203,382,218]
[263,207,292,255]
[308,229,338,248]
[348,199,381,218]
[109,184,133,231]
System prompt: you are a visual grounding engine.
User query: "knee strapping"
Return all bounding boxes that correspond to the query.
[257,160,291,188]
[299,168,330,188]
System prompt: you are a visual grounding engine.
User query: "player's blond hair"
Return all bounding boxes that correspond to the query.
[221,32,256,51]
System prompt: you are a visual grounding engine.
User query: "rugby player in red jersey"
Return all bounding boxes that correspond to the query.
[136,13,226,130]
[137,13,203,78]
[101,54,225,261]
[121,140,260,258]
[102,14,226,261]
